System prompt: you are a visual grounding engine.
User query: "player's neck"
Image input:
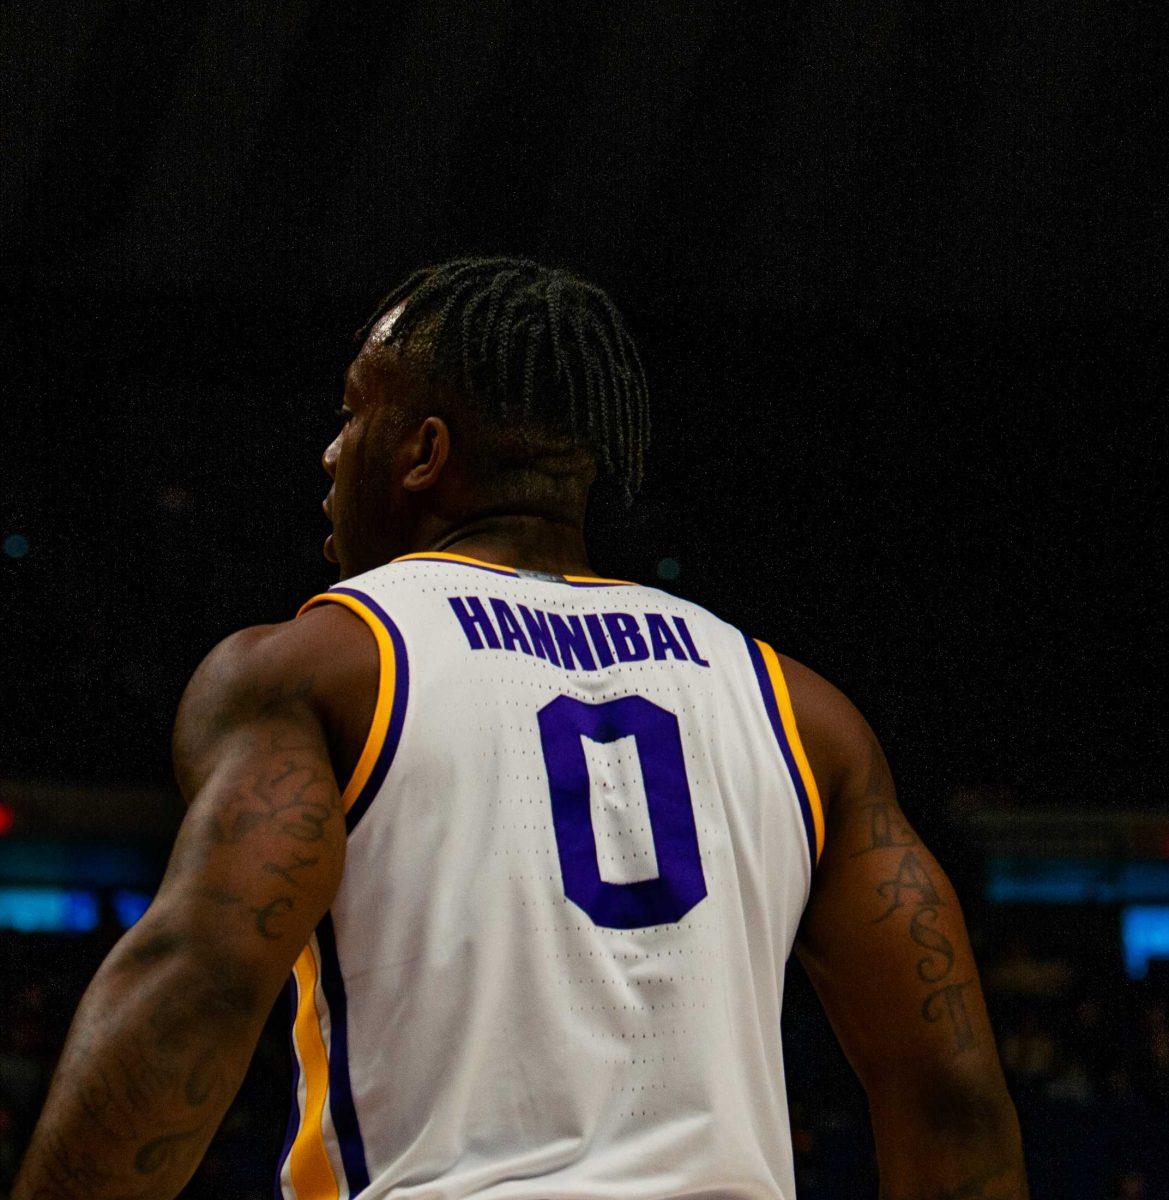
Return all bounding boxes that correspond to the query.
[424,514,596,578]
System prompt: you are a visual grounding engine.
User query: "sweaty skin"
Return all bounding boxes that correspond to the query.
[15,314,1026,1198]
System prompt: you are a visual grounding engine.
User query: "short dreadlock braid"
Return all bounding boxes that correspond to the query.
[360,256,649,498]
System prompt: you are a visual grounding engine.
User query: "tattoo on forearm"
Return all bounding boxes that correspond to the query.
[249,894,295,939]
[922,981,977,1052]
[196,885,243,907]
[859,734,979,1056]
[75,1072,140,1144]
[852,744,919,857]
[14,681,340,1200]
[173,723,341,950]
[37,1134,110,1194]
[112,1046,177,1114]
[874,851,942,922]
[909,906,956,983]
[132,1125,206,1176]
[872,848,977,1053]
[183,1049,217,1108]
[264,850,321,888]
[17,1009,224,1199]
[207,761,334,849]
[855,802,919,857]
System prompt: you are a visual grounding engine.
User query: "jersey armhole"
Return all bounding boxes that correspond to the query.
[296,588,410,832]
[743,635,827,870]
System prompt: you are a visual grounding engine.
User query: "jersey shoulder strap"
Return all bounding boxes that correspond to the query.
[296,585,409,833]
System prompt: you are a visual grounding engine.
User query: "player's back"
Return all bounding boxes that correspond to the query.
[278,551,823,1200]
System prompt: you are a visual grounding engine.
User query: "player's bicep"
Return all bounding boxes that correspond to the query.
[142,628,346,1000]
[793,719,999,1099]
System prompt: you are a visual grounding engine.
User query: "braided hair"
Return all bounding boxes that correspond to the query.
[359,256,649,500]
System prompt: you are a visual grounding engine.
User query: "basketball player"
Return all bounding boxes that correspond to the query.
[15,258,1027,1199]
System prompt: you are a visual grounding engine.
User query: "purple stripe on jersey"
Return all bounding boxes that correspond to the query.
[316,913,370,1195]
[744,634,818,870]
[274,975,300,1200]
[329,587,410,834]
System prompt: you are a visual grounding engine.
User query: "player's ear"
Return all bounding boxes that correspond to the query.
[401,415,451,492]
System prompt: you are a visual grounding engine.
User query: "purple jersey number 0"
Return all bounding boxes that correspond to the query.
[536,694,708,929]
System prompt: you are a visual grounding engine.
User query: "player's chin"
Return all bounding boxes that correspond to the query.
[324,531,338,564]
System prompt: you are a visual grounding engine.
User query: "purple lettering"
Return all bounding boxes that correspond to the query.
[584,613,615,667]
[490,598,532,654]
[672,617,709,667]
[645,613,687,661]
[549,613,597,671]
[448,595,500,650]
[603,612,649,663]
[518,604,561,665]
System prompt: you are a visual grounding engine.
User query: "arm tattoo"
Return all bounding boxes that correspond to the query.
[264,850,321,887]
[909,906,956,983]
[922,982,977,1052]
[858,734,979,1055]
[175,720,341,949]
[872,847,977,1053]
[206,756,336,848]
[854,801,919,857]
[132,1125,207,1176]
[874,851,943,921]
[16,981,230,1200]
[14,669,342,1200]
[35,1134,111,1194]
[249,895,295,940]
[183,1049,217,1108]
[852,741,918,857]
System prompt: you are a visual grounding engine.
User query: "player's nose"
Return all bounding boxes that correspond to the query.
[322,432,340,478]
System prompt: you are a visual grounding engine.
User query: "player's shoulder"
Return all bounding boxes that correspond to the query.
[186,602,373,695]
[772,650,884,815]
[641,582,877,793]
[175,606,376,742]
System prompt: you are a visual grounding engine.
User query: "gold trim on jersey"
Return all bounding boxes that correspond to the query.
[757,640,826,863]
[297,591,398,812]
[289,938,340,1200]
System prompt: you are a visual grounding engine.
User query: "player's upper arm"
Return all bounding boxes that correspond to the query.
[782,655,1007,1109]
[138,616,349,1010]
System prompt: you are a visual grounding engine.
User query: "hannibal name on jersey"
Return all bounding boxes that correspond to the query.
[279,551,824,1200]
[446,591,711,670]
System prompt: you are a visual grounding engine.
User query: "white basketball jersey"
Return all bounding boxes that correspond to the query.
[278,551,825,1200]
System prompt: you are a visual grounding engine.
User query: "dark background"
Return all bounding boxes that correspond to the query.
[1,2,1166,1197]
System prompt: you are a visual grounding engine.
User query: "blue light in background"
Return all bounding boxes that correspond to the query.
[112,889,153,928]
[0,840,158,887]
[0,886,99,933]
[3,533,29,559]
[986,858,1169,905]
[656,557,681,582]
[1122,906,1169,980]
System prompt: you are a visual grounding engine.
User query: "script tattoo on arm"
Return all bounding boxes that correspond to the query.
[792,662,1027,1199]
[171,716,344,947]
[849,736,977,1054]
[14,630,347,1200]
